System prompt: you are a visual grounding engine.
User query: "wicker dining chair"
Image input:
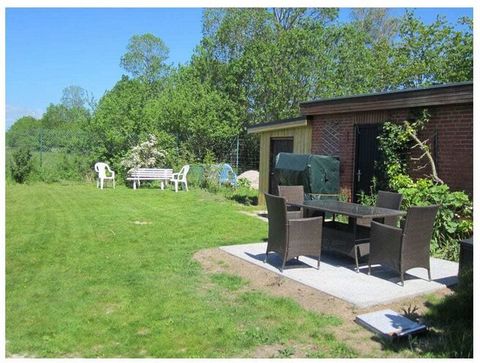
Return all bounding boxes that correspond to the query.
[368,205,439,286]
[278,185,305,219]
[264,193,323,272]
[357,190,403,227]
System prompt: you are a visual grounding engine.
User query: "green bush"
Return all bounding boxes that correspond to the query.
[222,179,258,206]
[10,147,33,183]
[397,179,472,260]
[189,161,259,206]
[375,116,473,261]
[198,151,222,192]
[187,164,206,187]
[360,178,472,261]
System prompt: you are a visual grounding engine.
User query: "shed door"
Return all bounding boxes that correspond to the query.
[269,137,294,194]
[353,124,387,201]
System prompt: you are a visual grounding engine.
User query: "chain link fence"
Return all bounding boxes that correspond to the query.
[218,134,260,175]
[6,129,260,182]
[6,129,96,182]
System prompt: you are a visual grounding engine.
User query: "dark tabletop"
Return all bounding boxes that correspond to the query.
[287,199,407,219]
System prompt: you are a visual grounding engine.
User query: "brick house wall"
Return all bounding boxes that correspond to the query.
[310,103,473,199]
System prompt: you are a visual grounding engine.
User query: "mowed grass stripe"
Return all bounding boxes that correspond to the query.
[6,182,351,358]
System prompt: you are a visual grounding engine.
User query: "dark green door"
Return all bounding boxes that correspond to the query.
[269,138,293,194]
[353,124,387,201]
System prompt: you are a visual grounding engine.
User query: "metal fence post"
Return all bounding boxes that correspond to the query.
[236,135,240,171]
[39,128,43,167]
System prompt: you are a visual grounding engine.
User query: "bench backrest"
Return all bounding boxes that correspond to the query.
[129,168,173,178]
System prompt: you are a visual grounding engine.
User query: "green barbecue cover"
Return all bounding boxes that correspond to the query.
[274,152,340,195]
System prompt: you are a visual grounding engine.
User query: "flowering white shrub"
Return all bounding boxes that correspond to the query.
[121,134,167,170]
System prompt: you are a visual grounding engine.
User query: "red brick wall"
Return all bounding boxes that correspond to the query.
[311,103,473,199]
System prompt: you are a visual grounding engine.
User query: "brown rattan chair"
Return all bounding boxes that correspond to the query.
[264,193,323,272]
[357,190,403,227]
[368,205,439,286]
[278,185,305,219]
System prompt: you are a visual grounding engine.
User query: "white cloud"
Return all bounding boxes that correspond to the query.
[5,104,45,130]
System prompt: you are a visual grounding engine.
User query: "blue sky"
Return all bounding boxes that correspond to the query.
[5,7,473,129]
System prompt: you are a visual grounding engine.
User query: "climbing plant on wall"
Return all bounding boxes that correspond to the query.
[377,112,472,260]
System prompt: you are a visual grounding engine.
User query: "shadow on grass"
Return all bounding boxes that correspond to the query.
[371,269,473,358]
[228,193,258,206]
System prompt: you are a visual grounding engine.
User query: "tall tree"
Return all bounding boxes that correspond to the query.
[392,12,473,88]
[145,66,241,160]
[61,85,96,112]
[85,8,473,168]
[350,8,400,43]
[6,116,41,149]
[120,33,170,83]
[195,8,382,124]
[272,8,338,30]
[89,76,152,160]
[195,8,472,129]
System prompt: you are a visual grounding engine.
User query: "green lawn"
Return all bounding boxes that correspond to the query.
[6,183,354,358]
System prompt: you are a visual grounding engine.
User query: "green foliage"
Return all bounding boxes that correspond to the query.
[7,9,472,185]
[184,157,258,206]
[89,76,152,161]
[357,190,377,207]
[6,116,42,149]
[377,116,473,261]
[351,8,399,43]
[277,346,295,358]
[22,151,95,183]
[61,85,96,112]
[37,153,94,183]
[377,121,411,178]
[168,144,197,172]
[199,151,221,192]
[397,179,472,260]
[144,66,241,160]
[422,270,473,357]
[10,147,34,183]
[222,183,259,206]
[120,33,170,83]
[392,11,473,87]
[7,103,91,155]
[184,164,205,188]
[377,110,432,185]
[196,8,472,129]
[42,103,90,130]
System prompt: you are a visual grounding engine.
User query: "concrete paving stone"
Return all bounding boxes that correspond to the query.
[220,242,459,308]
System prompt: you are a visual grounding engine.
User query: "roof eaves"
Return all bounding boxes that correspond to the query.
[247,116,308,134]
[299,81,473,108]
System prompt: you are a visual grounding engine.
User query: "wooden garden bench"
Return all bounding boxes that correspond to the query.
[126,168,173,190]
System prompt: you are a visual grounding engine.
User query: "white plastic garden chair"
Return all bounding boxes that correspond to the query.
[171,165,189,192]
[94,162,115,189]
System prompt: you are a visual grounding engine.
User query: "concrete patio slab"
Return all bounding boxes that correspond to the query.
[220,242,459,308]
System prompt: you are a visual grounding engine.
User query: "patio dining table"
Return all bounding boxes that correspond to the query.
[286,199,406,271]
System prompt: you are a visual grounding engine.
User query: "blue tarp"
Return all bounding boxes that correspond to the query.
[218,163,237,186]
[189,163,237,186]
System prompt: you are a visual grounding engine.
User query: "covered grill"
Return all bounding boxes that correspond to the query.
[273,152,340,199]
